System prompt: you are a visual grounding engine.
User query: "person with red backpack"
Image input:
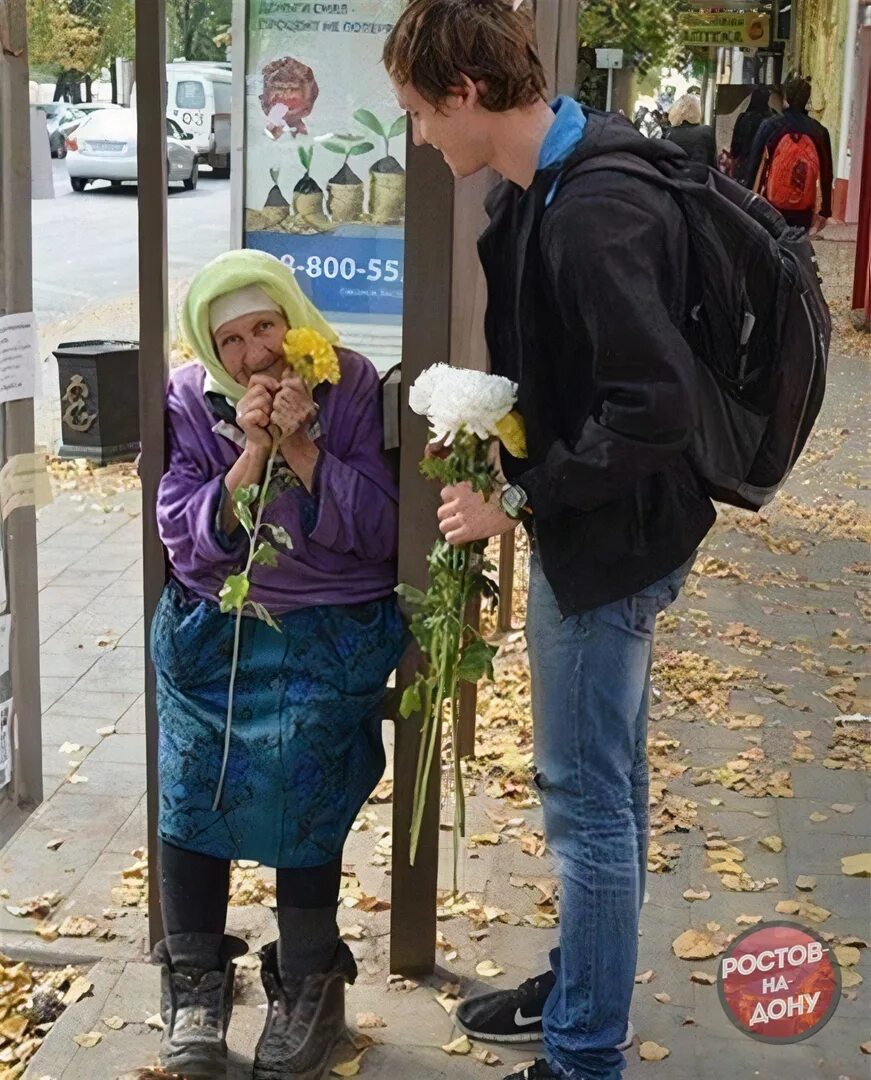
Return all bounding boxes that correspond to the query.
[746,74,833,234]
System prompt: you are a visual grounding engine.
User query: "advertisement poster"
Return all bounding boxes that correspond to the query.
[0,698,11,790]
[243,1,405,361]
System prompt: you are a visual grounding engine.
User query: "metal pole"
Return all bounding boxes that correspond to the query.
[135,0,169,951]
[838,0,860,181]
[606,68,613,112]
[0,0,43,836]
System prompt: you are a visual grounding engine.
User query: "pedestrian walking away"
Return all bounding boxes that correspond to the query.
[385,2,717,1078]
[729,85,774,184]
[135,248,407,1079]
[746,74,834,234]
[664,93,717,167]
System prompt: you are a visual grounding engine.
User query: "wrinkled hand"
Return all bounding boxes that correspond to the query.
[271,370,317,439]
[437,482,517,546]
[236,374,280,453]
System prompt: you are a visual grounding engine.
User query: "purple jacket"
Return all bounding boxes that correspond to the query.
[156,349,398,613]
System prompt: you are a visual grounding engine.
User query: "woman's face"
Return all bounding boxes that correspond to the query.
[213,310,289,386]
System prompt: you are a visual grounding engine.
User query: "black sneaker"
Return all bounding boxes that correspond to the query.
[502,1061,559,1080]
[455,970,634,1050]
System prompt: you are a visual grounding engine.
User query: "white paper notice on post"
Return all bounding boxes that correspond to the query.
[0,698,11,790]
[0,615,10,676]
[0,313,37,404]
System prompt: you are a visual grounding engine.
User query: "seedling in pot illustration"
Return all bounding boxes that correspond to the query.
[261,166,290,228]
[353,110,407,223]
[323,135,374,223]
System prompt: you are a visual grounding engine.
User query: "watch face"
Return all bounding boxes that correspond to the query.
[503,485,526,513]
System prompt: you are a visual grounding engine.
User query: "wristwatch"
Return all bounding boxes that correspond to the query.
[500,482,530,519]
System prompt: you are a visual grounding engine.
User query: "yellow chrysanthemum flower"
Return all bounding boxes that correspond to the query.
[283,327,341,388]
[495,409,528,459]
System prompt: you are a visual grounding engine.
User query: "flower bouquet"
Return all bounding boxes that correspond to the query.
[399,364,526,887]
[212,327,340,810]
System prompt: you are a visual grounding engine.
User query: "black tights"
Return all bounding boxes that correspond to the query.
[159,840,343,979]
[159,839,342,935]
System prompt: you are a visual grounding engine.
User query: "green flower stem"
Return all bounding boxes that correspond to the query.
[212,431,281,813]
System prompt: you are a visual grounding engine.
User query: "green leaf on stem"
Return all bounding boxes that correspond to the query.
[395,583,427,608]
[457,637,498,684]
[265,523,294,552]
[399,679,423,719]
[233,484,259,534]
[219,572,250,613]
[248,600,282,632]
[253,541,279,567]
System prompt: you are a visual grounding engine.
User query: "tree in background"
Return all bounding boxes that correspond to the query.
[27,0,100,101]
[578,0,682,74]
[167,0,232,62]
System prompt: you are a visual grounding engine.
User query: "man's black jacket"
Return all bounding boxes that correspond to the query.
[479,109,716,616]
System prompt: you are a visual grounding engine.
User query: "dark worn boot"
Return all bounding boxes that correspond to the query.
[152,932,248,1078]
[253,939,357,1080]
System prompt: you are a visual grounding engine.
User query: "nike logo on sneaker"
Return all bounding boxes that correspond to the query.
[513,1009,543,1027]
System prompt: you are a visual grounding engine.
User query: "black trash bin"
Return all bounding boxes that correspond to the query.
[53,340,140,464]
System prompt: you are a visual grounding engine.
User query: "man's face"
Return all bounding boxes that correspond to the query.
[392,78,490,178]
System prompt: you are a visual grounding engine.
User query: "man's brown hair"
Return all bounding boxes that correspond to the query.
[784,75,812,112]
[383,0,547,112]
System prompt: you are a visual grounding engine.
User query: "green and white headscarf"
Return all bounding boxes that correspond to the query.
[181,249,339,405]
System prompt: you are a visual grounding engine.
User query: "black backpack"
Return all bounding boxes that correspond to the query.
[575,153,831,511]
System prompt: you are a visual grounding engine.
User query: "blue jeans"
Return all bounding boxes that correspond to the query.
[525,554,693,1079]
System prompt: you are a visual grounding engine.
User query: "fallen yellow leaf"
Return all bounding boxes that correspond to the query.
[758,836,784,853]
[331,1051,367,1077]
[441,1035,472,1055]
[73,1032,102,1048]
[475,960,504,978]
[639,1040,670,1061]
[102,1016,125,1030]
[841,853,871,878]
[355,1012,385,1030]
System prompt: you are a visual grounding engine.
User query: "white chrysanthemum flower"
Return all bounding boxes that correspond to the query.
[409,364,518,443]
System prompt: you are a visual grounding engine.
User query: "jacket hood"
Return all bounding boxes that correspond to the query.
[485,107,686,220]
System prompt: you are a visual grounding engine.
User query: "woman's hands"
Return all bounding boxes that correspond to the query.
[235,374,280,454]
[271,370,317,439]
[233,370,320,495]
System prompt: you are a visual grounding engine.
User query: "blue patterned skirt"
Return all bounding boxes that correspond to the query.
[151,579,406,867]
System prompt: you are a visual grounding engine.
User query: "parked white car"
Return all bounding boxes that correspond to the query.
[66,110,199,192]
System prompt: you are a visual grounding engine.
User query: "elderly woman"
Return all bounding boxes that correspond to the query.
[664,93,717,167]
[149,250,405,1079]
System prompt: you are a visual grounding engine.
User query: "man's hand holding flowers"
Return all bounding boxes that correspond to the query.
[438,481,517,545]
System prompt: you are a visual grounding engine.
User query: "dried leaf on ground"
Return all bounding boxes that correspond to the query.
[339,924,365,941]
[653,992,671,1004]
[58,916,97,938]
[775,899,831,923]
[474,1047,502,1065]
[331,1051,368,1077]
[831,803,855,814]
[475,960,504,978]
[73,1031,102,1048]
[736,914,764,926]
[639,1040,670,1061]
[45,838,65,851]
[102,1016,125,1030]
[145,1013,165,1029]
[441,1034,472,1055]
[809,811,829,822]
[795,876,817,891]
[58,743,82,755]
[62,977,93,1006]
[758,836,784,853]
[683,888,711,902]
[690,971,717,985]
[834,945,861,968]
[355,1012,386,1029]
[672,927,731,961]
[635,970,655,984]
[841,853,871,877]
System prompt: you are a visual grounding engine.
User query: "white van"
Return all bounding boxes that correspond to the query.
[133,61,232,176]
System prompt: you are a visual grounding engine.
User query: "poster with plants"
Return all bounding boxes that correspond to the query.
[243,1,405,324]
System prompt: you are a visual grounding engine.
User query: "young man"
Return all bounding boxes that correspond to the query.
[744,74,833,234]
[384,2,715,1079]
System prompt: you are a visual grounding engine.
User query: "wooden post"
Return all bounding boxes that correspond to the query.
[135,0,170,952]
[0,0,43,842]
[389,139,453,976]
[497,530,516,633]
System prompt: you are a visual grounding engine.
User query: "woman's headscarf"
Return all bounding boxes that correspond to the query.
[182,249,339,405]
